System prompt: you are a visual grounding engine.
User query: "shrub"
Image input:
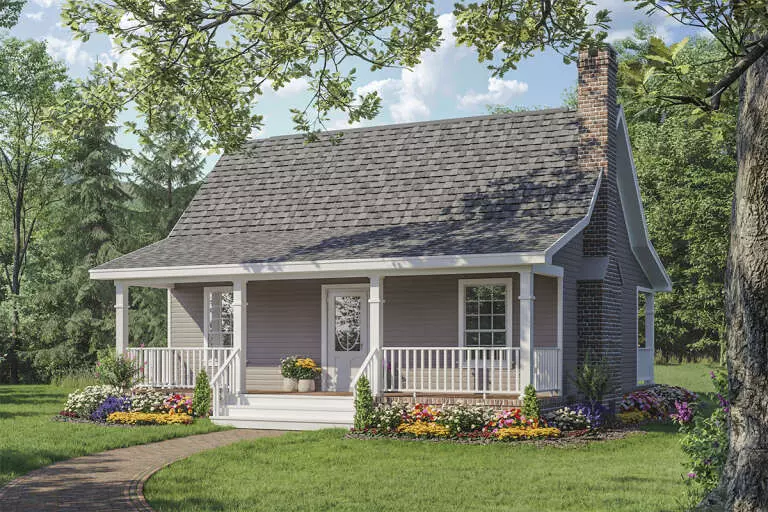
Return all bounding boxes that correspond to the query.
[64,385,121,417]
[280,356,298,378]
[677,370,728,502]
[396,421,450,438]
[437,404,494,434]
[495,426,560,440]
[107,412,193,425]
[546,406,590,431]
[130,388,167,413]
[192,370,212,417]
[354,375,374,430]
[96,352,144,392]
[368,403,406,431]
[573,350,610,408]
[521,385,540,422]
[91,396,132,422]
[163,394,193,415]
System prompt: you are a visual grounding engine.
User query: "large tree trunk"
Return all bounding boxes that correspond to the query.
[717,48,768,511]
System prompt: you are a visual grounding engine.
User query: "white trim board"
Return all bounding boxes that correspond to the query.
[90,252,546,282]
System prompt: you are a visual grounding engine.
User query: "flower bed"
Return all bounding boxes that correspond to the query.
[59,383,204,426]
[352,403,562,442]
[619,385,698,421]
[107,412,193,425]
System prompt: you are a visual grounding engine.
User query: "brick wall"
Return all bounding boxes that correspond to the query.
[576,47,625,394]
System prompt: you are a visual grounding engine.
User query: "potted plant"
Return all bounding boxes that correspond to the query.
[280,356,298,392]
[294,357,321,392]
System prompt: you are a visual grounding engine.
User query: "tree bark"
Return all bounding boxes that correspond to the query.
[716,47,768,511]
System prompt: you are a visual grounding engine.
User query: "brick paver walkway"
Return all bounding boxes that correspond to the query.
[0,429,284,511]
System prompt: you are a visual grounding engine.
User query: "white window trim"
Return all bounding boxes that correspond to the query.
[203,285,234,348]
[457,278,514,349]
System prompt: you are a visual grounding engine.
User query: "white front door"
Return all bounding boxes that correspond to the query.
[325,287,369,392]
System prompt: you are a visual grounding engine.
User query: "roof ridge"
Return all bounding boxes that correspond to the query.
[243,107,576,146]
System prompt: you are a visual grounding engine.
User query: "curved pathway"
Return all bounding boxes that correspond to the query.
[0,429,284,511]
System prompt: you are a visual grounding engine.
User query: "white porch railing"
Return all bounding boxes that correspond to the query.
[127,347,235,388]
[211,348,241,417]
[637,347,654,384]
[380,347,522,395]
[533,347,561,392]
[353,346,562,396]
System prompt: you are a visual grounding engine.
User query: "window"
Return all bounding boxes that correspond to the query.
[460,280,512,348]
[205,287,233,347]
[334,295,362,352]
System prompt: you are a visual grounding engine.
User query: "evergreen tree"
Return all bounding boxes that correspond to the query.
[130,105,205,238]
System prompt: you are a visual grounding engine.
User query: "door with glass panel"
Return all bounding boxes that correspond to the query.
[325,287,369,391]
[204,287,234,348]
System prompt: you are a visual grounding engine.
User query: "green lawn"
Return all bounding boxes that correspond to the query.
[655,362,719,396]
[0,385,226,486]
[145,364,718,512]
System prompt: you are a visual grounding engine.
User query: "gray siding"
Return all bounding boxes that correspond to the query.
[246,278,366,390]
[552,232,583,397]
[170,274,560,391]
[169,285,204,348]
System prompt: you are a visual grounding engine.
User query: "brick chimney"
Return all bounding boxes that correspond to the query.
[575,47,624,395]
[577,46,618,257]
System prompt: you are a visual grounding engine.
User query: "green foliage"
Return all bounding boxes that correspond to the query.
[280,356,298,379]
[96,352,143,392]
[62,0,442,149]
[521,384,541,421]
[573,351,610,408]
[0,1,23,28]
[616,28,736,362]
[353,375,374,430]
[678,369,728,504]
[192,370,212,418]
[52,369,99,389]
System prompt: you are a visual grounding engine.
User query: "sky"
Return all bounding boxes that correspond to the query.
[7,0,695,171]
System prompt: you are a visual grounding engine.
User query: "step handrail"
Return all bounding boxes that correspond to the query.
[211,348,240,417]
[350,348,379,398]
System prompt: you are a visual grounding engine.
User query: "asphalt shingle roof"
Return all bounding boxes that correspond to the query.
[96,108,597,270]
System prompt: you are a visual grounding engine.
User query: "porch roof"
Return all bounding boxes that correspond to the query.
[95,109,597,272]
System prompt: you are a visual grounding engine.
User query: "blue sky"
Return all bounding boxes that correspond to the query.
[8,0,693,170]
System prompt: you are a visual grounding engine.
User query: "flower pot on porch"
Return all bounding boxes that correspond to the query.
[282,377,298,392]
[297,379,316,393]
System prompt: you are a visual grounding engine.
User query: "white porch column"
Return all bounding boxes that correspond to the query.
[518,270,535,390]
[232,280,248,394]
[115,282,129,355]
[368,275,384,396]
[645,292,655,384]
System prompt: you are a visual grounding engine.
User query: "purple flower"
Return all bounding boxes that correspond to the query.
[687,472,697,479]
[671,401,694,424]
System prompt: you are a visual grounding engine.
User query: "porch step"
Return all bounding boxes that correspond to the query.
[212,393,355,430]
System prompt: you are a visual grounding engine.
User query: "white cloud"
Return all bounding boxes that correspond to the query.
[33,0,60,7]
[272,77,310,98]
[352,13,474,124]
[457,77,528,109]
[44,35,92,66]
[26,11,44,21]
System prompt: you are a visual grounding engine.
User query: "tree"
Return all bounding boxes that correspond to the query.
[615,27,737,364]
[130,104,205,237]
[62,0,768,508]
[0,1,24,29]
[0,38,69,382]
[17,67,130,381]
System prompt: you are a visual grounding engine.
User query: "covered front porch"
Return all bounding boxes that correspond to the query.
[114,265,564,417]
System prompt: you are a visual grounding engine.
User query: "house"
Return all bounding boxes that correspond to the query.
[89,48,670,430]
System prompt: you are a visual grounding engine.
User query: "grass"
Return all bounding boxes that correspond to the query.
[0,385,227,486]
[145,363,718,512]
[655,362,720,396]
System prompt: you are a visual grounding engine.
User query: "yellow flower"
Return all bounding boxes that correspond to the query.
[397,421,450,437]
[494,426,560,440]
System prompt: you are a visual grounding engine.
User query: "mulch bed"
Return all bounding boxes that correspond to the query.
[345,427,646,446]
[51,415,137,427]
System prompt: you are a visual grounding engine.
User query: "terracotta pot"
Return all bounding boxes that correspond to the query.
[282,377,298,392]
[298,379,316,393]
